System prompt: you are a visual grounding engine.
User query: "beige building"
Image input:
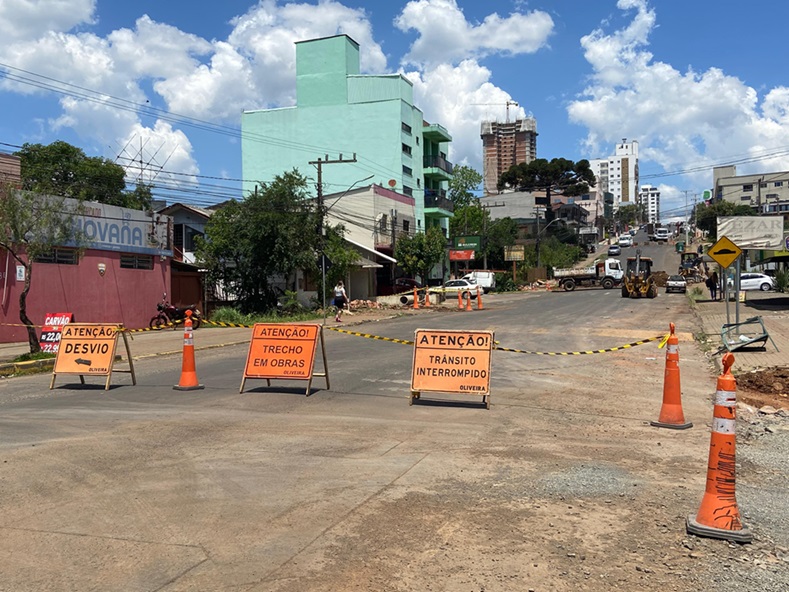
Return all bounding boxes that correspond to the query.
[480,118,538,195]
[713,165,789,215]
[590,139,639,212]
[0,152,21,186]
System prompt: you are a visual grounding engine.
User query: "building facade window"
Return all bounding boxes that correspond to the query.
[401,122,412,135]
[402,165,412,177]
[742,184,753,192]
[740,196,751,201]
[402,143,412,156]
[120,254,154,270]
[403,220,410,233]
[774,181,783,187]
[402,185,413,197]
[34,247,78,265]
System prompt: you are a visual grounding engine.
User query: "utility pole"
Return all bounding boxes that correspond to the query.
[309,153,358,320]
[682,189,692,247]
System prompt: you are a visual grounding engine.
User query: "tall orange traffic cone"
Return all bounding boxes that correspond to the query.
[651,322,692,429]
[465,292,472,312]
[457,290,463,309]
[687,353,752,542]
[476,286,484,310]
[174,310,204,391]
[424,288,431,307]
[413,288,419,310]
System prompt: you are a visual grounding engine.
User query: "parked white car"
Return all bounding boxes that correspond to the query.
[431,278,479,299]
[727,273,775,291]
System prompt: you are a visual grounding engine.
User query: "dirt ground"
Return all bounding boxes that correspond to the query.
[735,366,789,410]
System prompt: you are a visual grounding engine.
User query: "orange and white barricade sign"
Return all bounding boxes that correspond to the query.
[410,329,494,408]
[240,323,329,395]
[50,323,135,390]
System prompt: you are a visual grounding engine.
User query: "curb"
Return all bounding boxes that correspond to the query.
[0,358,55,376]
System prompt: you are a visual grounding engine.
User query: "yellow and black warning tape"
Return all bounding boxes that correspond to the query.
[202,319,254,329]
[327,325,667,355]
[327,326,415,346]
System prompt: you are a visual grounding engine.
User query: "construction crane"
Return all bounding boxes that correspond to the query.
[470,100,519,123]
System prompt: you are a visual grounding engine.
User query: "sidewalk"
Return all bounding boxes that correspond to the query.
[692,290,789,371]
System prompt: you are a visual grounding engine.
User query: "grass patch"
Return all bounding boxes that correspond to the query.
[13,351,56,363]
[208,306,321,327]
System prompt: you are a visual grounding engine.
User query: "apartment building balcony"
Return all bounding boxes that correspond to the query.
[423,155,453,180]
[422,122,452,143]
[424,190,454,219]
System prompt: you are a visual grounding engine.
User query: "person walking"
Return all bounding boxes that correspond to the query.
[333,280,348,322]
[710,271,719,301]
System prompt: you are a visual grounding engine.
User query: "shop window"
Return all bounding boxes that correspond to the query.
[34,247,78,265]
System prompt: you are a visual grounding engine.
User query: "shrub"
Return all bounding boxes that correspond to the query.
[774,269,788,293]
[494,272,518,292]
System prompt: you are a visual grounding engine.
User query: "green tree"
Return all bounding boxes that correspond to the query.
[497,158,596,218]
[394,226,447,284]
[449,204,516,268]
[196,171,321,313]
[447,165,482,208]
[0,184,85,353]
[17,141,150,210]
[617,204,641,227]
[695,201,756,241]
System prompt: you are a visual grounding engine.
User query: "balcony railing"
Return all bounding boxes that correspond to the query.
[424,192,454,212]
[423,155,453,175]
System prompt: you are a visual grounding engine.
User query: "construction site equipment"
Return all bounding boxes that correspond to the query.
[678,252,704,283]
[621,250,658,298]
[651,323,692,430]
[686,353,752,543]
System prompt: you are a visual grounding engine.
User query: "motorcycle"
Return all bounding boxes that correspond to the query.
[149,293,202,330]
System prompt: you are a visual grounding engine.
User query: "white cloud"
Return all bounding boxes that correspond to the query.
[404,60,524,170]
[0,0,95,43]
[568,0,789,215]
[395,0,554,67]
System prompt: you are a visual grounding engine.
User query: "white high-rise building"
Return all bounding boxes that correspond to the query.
[639,184,660,223]
[589,139,639,212]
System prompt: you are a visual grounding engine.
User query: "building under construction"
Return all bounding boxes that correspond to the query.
[480,117,538,195]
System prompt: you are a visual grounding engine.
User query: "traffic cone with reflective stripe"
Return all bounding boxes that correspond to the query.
[174,310,204,391]
[465,292,472,312]
[424,288,431,307]
[686,353,752,543]
[457,290,463,309]
[651,322,692,429]
[413,288,419,310]
[477,286,484,310]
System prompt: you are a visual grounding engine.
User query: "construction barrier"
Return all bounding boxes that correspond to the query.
[477,287,484,310]
[686,353,752,543]
[174,311,204,391]
[651,322,692,429]
[240,323,328,395]
[50,323,136,390]
[410,329,494,408]
[413,288,419,310]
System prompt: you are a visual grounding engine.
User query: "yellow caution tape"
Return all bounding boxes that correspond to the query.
[657,333,671,349]
[327,326,415,345]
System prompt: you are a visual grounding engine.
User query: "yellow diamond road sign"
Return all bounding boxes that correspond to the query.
[708,235,742,269]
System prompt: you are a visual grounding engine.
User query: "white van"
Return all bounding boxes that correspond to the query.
[462,270,496,293]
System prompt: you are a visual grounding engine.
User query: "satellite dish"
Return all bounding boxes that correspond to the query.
[388,179,396,188]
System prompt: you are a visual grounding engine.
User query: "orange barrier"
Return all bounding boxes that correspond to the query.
[413,288,419,310]
[457,291,463,309]
[686,353,752,542]
[465,292,472,312]
[477,287,484,310]
[424,288,431,307]
[651,322,692,429]
[174,310,204,391]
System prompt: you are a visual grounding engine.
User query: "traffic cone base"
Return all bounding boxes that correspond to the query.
[686,514,752,543]
[650,418,692,430]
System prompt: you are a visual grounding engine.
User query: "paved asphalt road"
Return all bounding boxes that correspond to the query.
[4,236,749,592]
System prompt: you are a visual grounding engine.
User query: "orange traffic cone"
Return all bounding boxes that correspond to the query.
[174,310,204,391]
[651,322,692,429]
[465,292,472,312]
[424,288,431,307]
[687,353,752,542]
[413,288,419,310]
[476,286,484,310]
[457,290,463,309]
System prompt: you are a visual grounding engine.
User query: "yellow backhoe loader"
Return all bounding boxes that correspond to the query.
[621,250,658,298]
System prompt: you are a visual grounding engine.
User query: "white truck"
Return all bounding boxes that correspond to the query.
[553,258,624,291]
[654,227,670,243]
[462,270,496,293]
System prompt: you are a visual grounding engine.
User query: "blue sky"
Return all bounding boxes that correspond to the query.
[1,0,789,221]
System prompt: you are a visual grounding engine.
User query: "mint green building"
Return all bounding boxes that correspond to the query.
[241,35,454,239]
